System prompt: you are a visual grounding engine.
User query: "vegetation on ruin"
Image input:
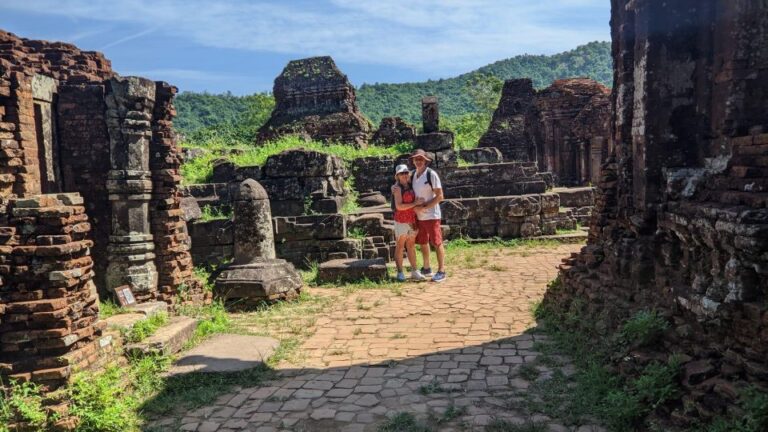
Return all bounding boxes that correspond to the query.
[528,278,768,432]
[180,134,413,184]
[122,312,169,343]
[98,299,127,319]
[198,204,232,222]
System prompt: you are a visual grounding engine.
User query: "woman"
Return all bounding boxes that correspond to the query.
[391,164,427,282]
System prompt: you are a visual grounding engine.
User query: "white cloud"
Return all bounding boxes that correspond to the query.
[2,0,609,75]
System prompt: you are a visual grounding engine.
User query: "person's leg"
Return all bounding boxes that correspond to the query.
[416,220,432,273]
[405,235,418,271]
[436,243,446,272]
[430,221,447,282]
[395,236,406,273]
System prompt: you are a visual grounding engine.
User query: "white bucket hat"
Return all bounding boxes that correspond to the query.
[393,164,410,179]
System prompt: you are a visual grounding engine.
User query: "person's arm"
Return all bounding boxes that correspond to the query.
[415,171,444,210]
[419,188,443,210]
[392,184,419,211]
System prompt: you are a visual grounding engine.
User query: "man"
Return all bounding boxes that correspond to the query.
[409,149,447,282]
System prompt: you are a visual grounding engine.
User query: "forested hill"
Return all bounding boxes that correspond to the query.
[357,41,611,124]
[173,41,611,135]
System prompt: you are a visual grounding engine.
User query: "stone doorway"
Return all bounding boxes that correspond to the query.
[32,74,61,193]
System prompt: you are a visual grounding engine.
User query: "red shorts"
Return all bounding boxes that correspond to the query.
[416,219,443,246]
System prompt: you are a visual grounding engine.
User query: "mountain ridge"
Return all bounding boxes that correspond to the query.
[174,41,612,134]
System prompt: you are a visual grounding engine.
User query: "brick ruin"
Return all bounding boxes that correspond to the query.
[544,0,768,426]
[0,30,204,394]
[256,56,372,147]
[371,116,416,146]
[184,149,397,268]
[479,77,611,186]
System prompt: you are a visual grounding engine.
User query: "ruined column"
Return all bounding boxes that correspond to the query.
[415,96,454,158]
[421,96,439,133]
[233,179,276,262]
[104,76,158,301]
[215,179,302,305]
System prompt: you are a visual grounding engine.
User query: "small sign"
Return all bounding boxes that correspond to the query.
[114,286,136,306]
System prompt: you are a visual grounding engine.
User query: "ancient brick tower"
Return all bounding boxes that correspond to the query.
[546,0,768,425]
[0,30,205,390]
[256,56,371,147]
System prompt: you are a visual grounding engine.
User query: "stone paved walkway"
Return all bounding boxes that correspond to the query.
[151,244,607,432]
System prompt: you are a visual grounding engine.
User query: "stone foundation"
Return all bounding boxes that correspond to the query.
[0,194,106,389]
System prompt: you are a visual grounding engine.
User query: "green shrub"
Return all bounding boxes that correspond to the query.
[619,310,669,348]
[198,205,231,222]
[0,379,48,429]
[69,366,140,432]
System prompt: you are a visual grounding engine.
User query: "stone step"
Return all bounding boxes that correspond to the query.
[125,316,198,357]
[317,258,388,284]
[102,301,168,331]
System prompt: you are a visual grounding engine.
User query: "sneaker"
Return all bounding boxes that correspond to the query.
[432,271,447,283]
[411,270,427,281]
[420,267,433,277]
[396,271,406,282]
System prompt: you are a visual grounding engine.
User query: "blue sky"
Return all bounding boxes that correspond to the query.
[2,0,610,95]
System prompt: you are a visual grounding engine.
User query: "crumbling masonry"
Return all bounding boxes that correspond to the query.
[0,30,205,391]
[545,0,768,425]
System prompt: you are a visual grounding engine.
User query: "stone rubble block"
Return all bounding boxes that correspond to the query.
[317,258,388,284]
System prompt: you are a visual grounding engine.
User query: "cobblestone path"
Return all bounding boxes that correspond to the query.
[152,244,607,432]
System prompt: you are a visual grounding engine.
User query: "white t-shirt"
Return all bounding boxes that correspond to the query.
[412,168,442,221]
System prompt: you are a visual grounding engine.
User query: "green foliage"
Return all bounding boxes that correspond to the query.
[706,387,768,432]
[0,378,48,429]
[174,91,274,137]
[98,299,127,319]
[69,366,141,432]
[377,412,432,432]
[619,310,669,348]
[177,301,233,347]
[347,227,367,239]
[193,266,215,292]
[465,73,504,114]
[531,294,687,431]
[180,134,412,184]
[485,419,548,432]
[442,112,492,150]
[123,312,169,343]
[198,205,231,222]
[357,41,612,124]
[172,42,611,138]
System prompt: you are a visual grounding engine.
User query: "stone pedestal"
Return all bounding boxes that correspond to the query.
[215,179,301,305]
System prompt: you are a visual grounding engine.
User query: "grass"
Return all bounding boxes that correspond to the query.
[618,309,669,348]
[419,378,445,395]
[228,290,333,366]
[378,412,432,432]
[524,278,695,431]
[98,299,127,319]
[122,312,169,343]
[198,205,231,222]
[485,419,548,432]
[180,134,413,184]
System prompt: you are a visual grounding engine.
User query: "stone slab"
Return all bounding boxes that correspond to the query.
[168,334,279,375]
[317,258,388,284]
[103,313,147,330]
[125,316,198,357]
[127,301,168,316]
